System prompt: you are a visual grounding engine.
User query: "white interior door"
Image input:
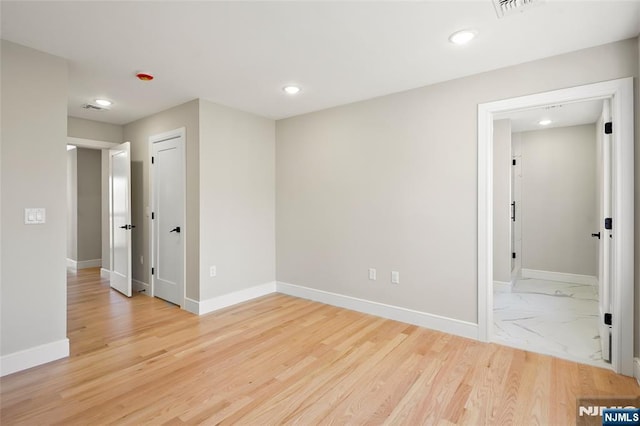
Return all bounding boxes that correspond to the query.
[151,131,184,306]
[109,142,132,297]
[598,100,612,362]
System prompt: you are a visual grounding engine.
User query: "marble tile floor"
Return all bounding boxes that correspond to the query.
[493,277,609,369]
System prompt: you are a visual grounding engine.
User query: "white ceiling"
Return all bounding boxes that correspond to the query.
[1,1,639,125]
[496,98,605,132]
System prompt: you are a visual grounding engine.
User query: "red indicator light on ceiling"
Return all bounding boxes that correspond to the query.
[136,72,154,81]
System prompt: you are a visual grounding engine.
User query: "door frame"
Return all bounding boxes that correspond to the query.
[148,127,187,307]
[510,150,522,284]
[477,77,634,376]
[67,137,118,281]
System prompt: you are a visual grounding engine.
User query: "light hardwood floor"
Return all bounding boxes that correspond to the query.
[1,268,638,425]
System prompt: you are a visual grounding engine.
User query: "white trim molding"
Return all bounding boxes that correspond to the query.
[634,358,640,387]
[478,77,634,376]
[186,282,276,315]
[493,280,512,291]
[100,268,110,280]
[67,136,118,150]
[133,279,151,296]
[0,339,69,377]
[78,259,101,270]
[277,282,478,340]
[521,269,597,286]
[67,259,102,270]
[184,298,200,315]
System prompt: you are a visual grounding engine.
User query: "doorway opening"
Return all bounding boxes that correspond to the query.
[67,146,97,271]
[492,99,608,368]
[477,78,634,376]
[66,143,108,275]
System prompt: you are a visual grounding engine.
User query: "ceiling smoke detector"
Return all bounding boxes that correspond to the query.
[492,0,546,19]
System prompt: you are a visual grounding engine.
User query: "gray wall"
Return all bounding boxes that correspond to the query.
[67,117,123,270]
[122,99,276,302]
[68,116,123,143]
[276,38,637,325]
[1,40,68,355]
[101,152,110,269]
[493,119,512,284]
[519,125,597,276]
[199,99,276,300]
[76,148,102,262]
[66,149,77,261]
[123,100,200,299]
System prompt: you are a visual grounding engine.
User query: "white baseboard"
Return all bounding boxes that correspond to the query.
[0,339,69,377]
[185,281,277,315]
[181,280,478,340]
[276,282,478,340]
[521,268,597,286]
[77,259,101,269]
[100,268,110,280]
[66,258,101,270]
[133,279,150,296]
[184,298,200,314]
[634,358,640,386]
[493,281,512,292]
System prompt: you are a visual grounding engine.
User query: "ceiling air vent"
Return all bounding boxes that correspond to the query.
[492,0,546,19]
[81,103,108,111]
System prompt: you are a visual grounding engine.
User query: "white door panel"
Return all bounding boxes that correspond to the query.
[151,132,184,306]
[109,142,132,297]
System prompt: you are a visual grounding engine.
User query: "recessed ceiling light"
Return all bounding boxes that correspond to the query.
[283,85,301,95]
[449,29,477,45]
[539,119,552,126]
[95,99,112,107]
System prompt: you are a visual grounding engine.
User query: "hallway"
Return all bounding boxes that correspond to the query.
[493,278,605,368]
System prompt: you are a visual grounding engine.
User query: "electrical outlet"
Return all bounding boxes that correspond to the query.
[391,271,400,284]
[368,268,377,280]
[210,266,217,277]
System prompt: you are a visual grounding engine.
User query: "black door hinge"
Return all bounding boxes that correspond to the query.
[512,252,516,259]
[604,218,612,230]
[151,156,155,164]
[152,212,155,220]
[512,159,516,166]
[604,313,612,326]
[604,122,613,135]
[151,267,155,276]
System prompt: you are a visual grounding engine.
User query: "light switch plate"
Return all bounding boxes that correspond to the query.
[25,208,46,224]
